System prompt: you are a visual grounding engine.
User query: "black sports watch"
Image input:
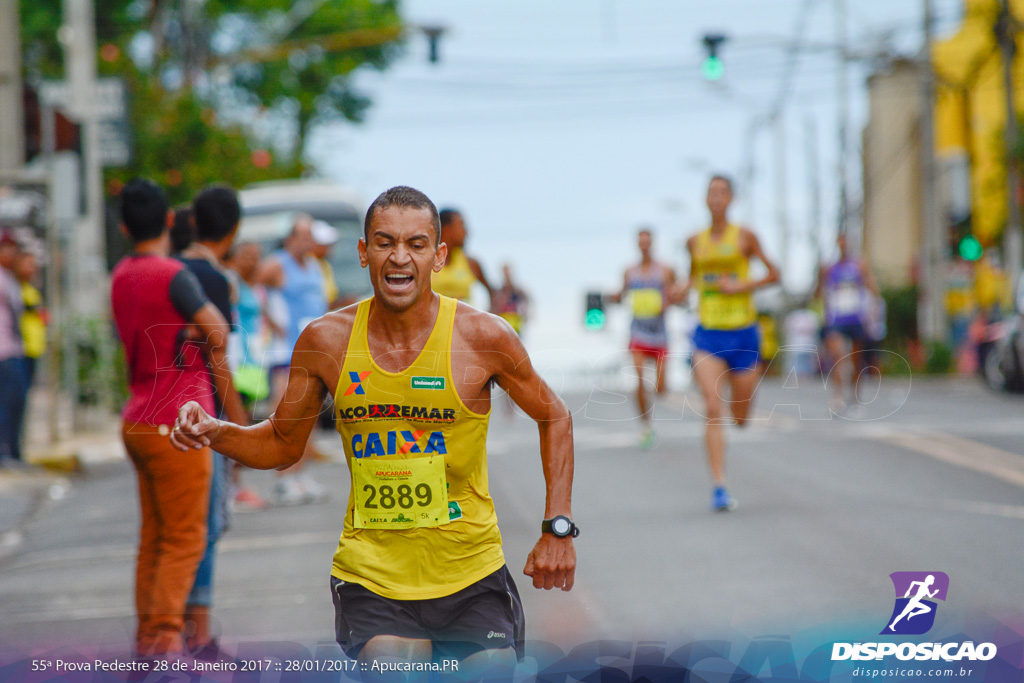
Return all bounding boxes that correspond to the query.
[541,515,580,538]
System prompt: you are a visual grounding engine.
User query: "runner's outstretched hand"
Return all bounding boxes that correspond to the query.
[170,400,221,451]
[524,535,576,591]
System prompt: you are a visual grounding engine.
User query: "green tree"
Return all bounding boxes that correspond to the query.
[20,0,404,197]
[198,0,403,154]
[105,68,305,206]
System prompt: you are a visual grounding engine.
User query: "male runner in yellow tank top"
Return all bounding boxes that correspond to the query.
[685,175,779,511]
[171,186,576,674]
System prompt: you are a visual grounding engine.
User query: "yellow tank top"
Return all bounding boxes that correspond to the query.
[20,282,46,359]
[692,224,757,330]
[431,248,477,302]
[331,295,505,599]
[318,258,338,307]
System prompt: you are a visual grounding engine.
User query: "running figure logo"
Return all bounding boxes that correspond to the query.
[881,572,949,635]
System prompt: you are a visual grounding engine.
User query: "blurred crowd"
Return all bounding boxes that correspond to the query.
[0,229,47,470]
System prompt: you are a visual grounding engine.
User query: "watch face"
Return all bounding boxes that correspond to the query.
[552,517,571,535]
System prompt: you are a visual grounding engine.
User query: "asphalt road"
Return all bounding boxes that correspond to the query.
[1,374,1022,671]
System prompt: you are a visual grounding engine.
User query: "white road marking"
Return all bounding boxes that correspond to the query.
[933,499,1024,519]
[881,432,1024,490]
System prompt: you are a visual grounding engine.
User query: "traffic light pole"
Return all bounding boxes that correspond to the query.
[998,0,1023,303]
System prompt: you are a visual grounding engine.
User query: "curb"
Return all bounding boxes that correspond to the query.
[25,432,126,473]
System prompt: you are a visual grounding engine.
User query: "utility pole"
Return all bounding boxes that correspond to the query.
[0,0,25,172]
[835,0,850,244]
[63,0,107,319]
[806,115,823,270]
[741,115,765,227]
[919,0,946,343]
[998,0,1023,299]
[774,114,790,294]
[64,0,112,424]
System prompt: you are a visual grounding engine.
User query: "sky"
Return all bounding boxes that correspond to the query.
[307,0,964,376]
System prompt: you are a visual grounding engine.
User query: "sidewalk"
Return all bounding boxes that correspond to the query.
[0,386,123,560]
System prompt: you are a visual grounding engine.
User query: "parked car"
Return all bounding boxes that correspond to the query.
[983,277,1024,393]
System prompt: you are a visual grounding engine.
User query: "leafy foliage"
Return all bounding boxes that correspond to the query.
[20,0,404,203]
[105,66,305,206]
[881,284,919,347]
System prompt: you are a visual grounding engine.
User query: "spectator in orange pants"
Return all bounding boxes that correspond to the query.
[110,179,237,657]
[122,426,211,654]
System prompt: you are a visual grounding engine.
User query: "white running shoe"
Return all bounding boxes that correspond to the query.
[270,476,308,506]
[295,474,331,504]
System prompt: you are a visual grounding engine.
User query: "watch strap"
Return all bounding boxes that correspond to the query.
[541,516,580,538]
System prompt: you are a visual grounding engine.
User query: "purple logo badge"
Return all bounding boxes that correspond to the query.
[881,572,949,635]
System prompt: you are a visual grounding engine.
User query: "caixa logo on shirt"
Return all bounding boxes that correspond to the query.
[351,430,447,458]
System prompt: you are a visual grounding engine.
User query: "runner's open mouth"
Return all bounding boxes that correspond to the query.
[385,273,414,286]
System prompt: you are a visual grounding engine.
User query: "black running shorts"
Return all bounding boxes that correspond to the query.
[330,565,525,662]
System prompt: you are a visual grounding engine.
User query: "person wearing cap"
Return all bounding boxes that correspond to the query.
[311,219,342,310]
[0,231,27,468]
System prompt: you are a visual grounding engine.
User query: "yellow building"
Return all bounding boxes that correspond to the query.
[863,0,1018,313]
[934,0,1024,247]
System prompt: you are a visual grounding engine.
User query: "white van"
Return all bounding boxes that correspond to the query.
[237,179,371,299]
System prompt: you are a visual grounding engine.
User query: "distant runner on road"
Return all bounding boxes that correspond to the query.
[815,232,879,414]
[493,263,530,336]
[608,228,677,449]
[171,186,577,674]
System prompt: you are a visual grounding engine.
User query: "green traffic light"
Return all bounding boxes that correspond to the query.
[958,235,983,261]
[701,56,724,81]
[585,309,605,330]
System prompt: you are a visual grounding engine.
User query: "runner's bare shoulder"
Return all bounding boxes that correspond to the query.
[295,302,360,365]
[453,300,520,351]
[738,224,763,241]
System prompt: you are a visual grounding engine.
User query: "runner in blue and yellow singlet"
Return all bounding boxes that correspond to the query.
[171,186,576,674]
[608,228,677,449]
[685,175,779,512]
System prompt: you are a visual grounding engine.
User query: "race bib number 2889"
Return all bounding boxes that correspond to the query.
[352,456,449,530]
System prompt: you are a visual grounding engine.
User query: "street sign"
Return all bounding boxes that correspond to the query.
[38,78,131,167]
